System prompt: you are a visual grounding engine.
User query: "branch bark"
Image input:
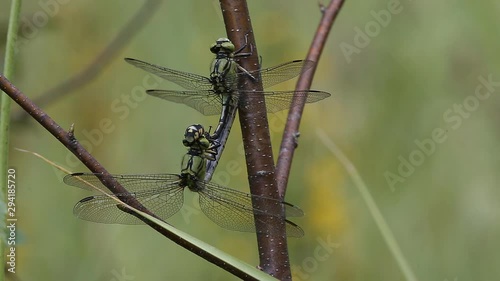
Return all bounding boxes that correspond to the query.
[219,1,292,279]
[276,0,346,195]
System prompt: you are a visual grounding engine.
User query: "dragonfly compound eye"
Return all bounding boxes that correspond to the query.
[184,129,196,143]
[216,38,231,44]
[195,125,205,135]
[210,43,219,54]
[220,42,235,52]
[210,38,234,54]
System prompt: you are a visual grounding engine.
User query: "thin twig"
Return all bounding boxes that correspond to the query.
[0,74,260,280]
[12,0,161,122]
[218,0,292,279]
[275,0,346,196]
[317,129,419,281]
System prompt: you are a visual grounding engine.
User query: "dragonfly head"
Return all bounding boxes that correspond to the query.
[183,124,205,146]
[210,38,235,55]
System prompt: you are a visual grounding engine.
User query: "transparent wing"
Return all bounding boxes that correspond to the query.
[197,181,304,237]
[146,90,224,116]
[64,173,185,224]
[238,90,331,113]
[125,58,214,91]
[225,60,316,89]
[147,89,330,116]
[258,60,315,89]
[127,58,328,116]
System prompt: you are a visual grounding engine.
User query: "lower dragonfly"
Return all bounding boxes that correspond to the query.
[64,124,304,237]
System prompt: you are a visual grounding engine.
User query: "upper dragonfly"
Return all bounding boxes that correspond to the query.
[64,124,304,237]
[125,37,331,180]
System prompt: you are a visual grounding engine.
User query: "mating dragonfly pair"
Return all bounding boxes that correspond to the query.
[64,37,331,237]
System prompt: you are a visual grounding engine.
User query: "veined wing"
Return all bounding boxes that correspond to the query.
[237,90,331,113]
[146,89,330,116]
[196,181,304,237]
[258,60,315,89]
[125,58,214,91]
[64,173,185,224]
[225,60,316,89]
[146,90,224,116]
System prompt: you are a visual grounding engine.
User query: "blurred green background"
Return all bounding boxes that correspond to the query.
[2,0,499,280]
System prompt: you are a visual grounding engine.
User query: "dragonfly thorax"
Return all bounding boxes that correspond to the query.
[181,152,205,176]
[180,154,206,191]
[209,57,238,93]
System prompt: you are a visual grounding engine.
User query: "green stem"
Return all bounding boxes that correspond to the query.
[1,0,22,278]
[317,129,419,281]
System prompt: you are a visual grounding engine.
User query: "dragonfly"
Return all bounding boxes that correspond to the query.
[125,37,331,181]
[64,124,304,237]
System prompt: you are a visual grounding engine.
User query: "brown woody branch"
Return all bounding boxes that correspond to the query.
[276,0,346,195]
[219,0,293,279]
[0,74,259,281]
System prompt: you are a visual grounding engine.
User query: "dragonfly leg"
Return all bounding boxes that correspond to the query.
[233,32,253,57]
[233,33,257,80]
[236,64,256,80]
